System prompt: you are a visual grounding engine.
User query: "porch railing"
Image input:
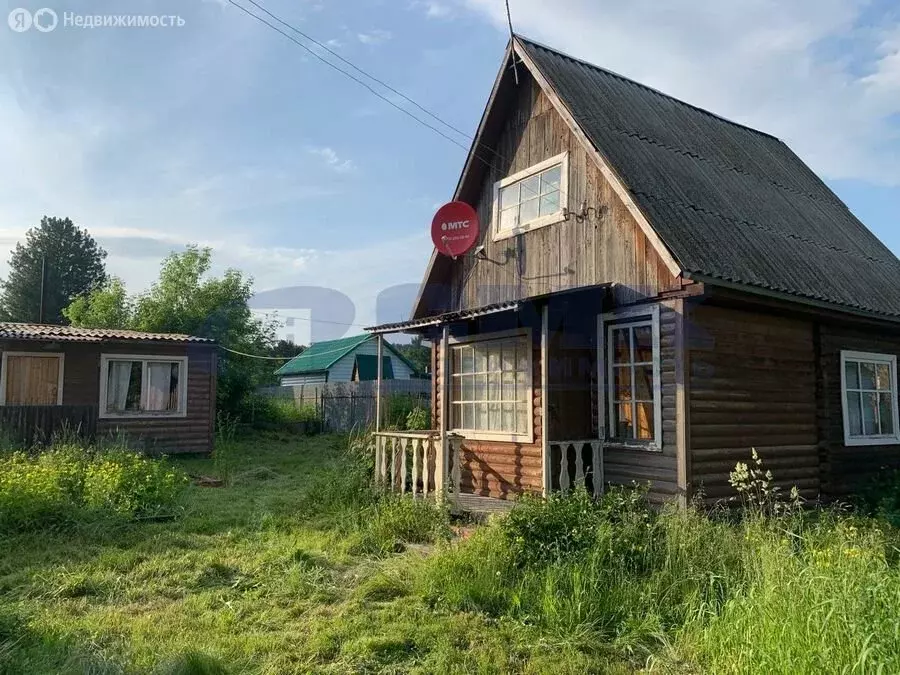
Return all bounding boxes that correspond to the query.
[550,439,604,497]
[372,431,465,501]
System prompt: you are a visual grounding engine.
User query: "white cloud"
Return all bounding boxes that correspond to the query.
[465,0,900,185]
[410,1,454,19]
[308,147,357,173]
[357,29,393,45]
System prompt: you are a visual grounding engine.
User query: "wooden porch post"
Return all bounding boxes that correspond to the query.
[436,325,449,499]
[541,303,550,497]
[375,334,383,432]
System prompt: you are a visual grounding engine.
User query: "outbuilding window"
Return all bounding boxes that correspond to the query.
[449,332,532,442]
[601,305,662,450]
[840,351,900,446]
[99,354,188,418]
[492,152,568,240]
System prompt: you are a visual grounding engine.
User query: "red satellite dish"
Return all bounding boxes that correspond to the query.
[431,201,479,257]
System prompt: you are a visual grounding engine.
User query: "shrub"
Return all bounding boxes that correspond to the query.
[0,444,188,531]
[383,394,429,430]
[404,406,430,431]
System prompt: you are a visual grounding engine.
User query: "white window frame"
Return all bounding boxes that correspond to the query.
[492,152,568,242]
[598,305,662,451]
[99,354,189,419]
[0,351,65,405]
[447,328,533,443]
[840,350,900,447]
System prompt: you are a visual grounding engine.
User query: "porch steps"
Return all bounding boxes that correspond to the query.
[452,493,517,516]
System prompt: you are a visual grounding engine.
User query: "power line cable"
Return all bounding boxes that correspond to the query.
[225,0,505,173]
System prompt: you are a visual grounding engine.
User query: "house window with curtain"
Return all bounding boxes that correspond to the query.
[604,306,662,449]
[100,355,188,418]
[840,350,900,446]
[449,333,532,441]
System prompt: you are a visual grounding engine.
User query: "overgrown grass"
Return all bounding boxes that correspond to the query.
[417,487,900,672]
[0,443,188,532]
[3,434,899,673]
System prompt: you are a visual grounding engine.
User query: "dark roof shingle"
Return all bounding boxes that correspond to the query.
[519,37,900,318]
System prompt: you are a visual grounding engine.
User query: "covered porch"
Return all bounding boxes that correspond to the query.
[366,287,612,511]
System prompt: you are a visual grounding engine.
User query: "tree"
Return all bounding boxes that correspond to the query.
[271,339,304,359]
[395,335,431,376]
[63,278,132,329]
[0,216,107,324]
[66,245,277,416]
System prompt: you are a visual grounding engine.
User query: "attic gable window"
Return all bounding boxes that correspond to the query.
[492,152,568,241]
[840,351,900,446]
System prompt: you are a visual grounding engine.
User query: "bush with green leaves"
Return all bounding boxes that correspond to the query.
[0,444,188,531]
[855,467,900,528]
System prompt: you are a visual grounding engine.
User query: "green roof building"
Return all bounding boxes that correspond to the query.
[274,334,421,385]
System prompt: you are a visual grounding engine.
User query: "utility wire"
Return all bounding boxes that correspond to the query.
[219,345,296,360]
[225,0,506,173]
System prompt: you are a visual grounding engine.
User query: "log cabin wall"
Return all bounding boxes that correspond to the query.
[0,339,216,454]
[433,313,544,498]
[685,302,820,502]
[817,321,900,496]
[446,72,681,312]
[602,300,680,504]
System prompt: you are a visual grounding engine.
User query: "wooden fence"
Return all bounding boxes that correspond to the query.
[0,405,98,447]
[258,380,432,432]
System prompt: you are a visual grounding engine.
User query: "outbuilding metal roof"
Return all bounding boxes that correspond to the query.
[519,37,900,319]
[0,323,214,343]
[274,334,421,377]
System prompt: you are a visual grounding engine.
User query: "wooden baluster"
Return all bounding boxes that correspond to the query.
[374,436,382,484]
[400,438,408,495]
[559,443,570,494]
[574,442,585,489]
[422,437,430,498]
[382,437,390,484]
[592,441,603,498]
[412,437,420,499]
[390,437,397,492]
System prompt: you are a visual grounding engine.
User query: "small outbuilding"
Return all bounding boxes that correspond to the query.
[274,334,419,386]
[0,322,216,453]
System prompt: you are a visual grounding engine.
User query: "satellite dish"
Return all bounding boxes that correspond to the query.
[431,201,480,258]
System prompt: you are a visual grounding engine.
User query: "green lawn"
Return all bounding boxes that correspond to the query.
[3,435,899,674]
[0,434,612,674]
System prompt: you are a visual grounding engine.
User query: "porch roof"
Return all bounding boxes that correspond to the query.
[365,301,520,335]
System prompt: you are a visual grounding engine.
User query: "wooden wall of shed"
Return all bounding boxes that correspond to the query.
[817,322,900,495]
[433,328,543,499]
[445,72,681,312]
[0,340,215,454]
[686,303,819,502]
[601,301,680,504]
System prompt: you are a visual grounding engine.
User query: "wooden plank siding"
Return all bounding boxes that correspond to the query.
[0,340,215,454]
[445,71,681,313]
[685,303,820,502]
[817,321,900,496]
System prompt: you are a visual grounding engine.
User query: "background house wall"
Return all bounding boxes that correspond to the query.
[0,339,216,454]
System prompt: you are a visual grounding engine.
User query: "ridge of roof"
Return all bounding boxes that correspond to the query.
[515,34,784,144]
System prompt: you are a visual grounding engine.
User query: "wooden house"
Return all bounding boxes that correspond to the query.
[366,36,900,509]
[274,334,419,386]
[0,323,216,453]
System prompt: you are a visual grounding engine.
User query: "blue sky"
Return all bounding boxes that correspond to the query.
[1,0,898,342]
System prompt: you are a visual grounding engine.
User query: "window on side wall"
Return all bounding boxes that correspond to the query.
[840,351,900,446]
[603,306,662,450]
[100,354,188,418]
[493,152,567,241]
[449,333,532,442]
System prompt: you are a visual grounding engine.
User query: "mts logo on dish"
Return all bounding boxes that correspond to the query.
[441,220,470,231]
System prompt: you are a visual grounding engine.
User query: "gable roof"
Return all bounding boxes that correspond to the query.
[274,334,421,377]
[275,334,370,376]
[0,323,213,343]
[414,36,900,322]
